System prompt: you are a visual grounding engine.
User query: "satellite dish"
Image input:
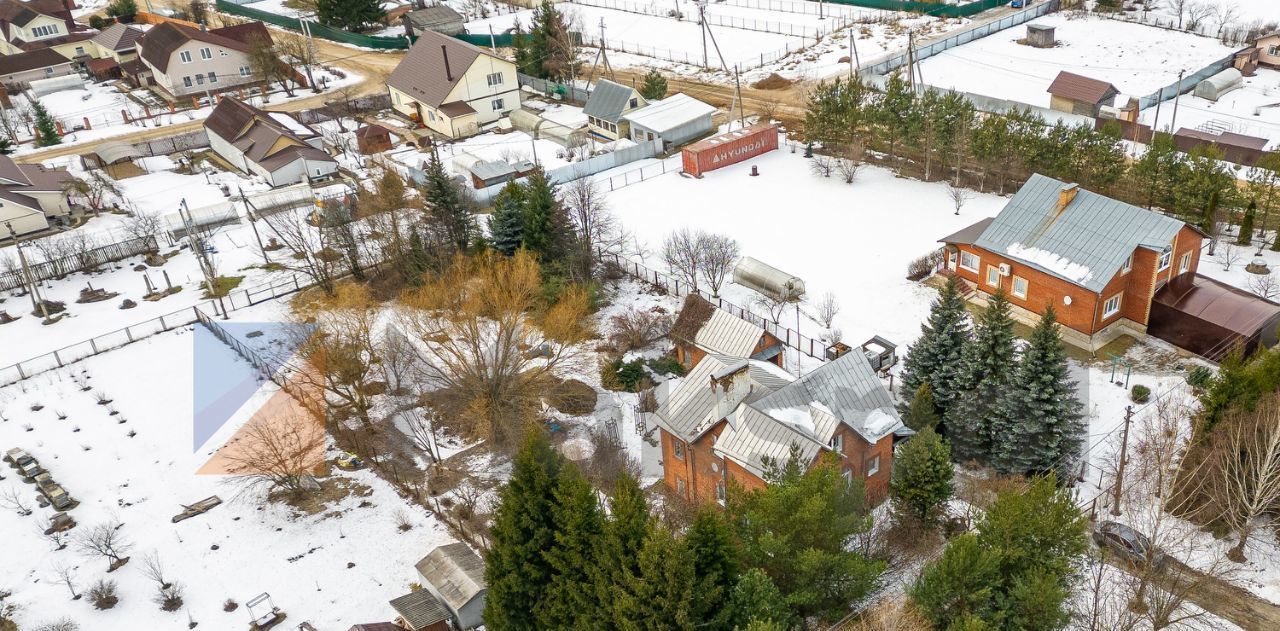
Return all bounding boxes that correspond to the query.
[1063,295,1073,305]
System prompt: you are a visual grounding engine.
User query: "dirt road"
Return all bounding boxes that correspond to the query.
[1105,555,1280,630]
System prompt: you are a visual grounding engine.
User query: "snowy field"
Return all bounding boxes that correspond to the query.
[1138,68,1280,148]
[918,12,1238,109]
[0,302,455,631]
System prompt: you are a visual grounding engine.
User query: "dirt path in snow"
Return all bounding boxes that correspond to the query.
[1105,555,1280,630]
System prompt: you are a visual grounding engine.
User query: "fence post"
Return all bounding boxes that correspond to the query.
[16,363,25,380]
[90,338,99,355]
[126,326,134,343]
[53,351,63,367]
[160,314,168,330]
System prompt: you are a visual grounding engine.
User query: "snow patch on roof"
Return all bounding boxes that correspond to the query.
[863,408,899,439]
[771,406,815,436]
[1007,242,1094,285]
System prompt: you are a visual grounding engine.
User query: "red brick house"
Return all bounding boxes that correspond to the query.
[671,294,785,370]
[651,342,907,508]
[939,174,1205,351]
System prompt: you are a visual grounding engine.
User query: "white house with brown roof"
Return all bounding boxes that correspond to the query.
[89,22,143,63]
[0,0,95,60]
[137,21,272,100]
[0,154,76,236]
[204,97,337,187]
[386,29,519,139]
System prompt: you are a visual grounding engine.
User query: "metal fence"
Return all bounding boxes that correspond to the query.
[597,156,679,192]
[720,0,891,19]
[215,0,411,49]
[828,0,1008,18]
[859,0,1059,75]
[568,0,843,39]
[1135,53,1234,110]
[0,235,159,292]
[601,249,831,360]
[582,33,803,71]
[518,73,591,103]
[134,130,211,157]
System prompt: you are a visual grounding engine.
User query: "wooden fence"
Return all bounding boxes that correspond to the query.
[0,235,158,292]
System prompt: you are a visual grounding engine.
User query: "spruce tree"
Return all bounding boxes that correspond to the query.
[947,289,1017,464]
[483,432,564,630]
[519,167,572,268]
[1238,200,1257,247]
[421,150,475,257]
[488,181,526,256]
[989,306,1083,477]
[404,229,429,285]
[639,69,668,100]
[616,526,697,631]
[32,102,60,147]
[905,383,939,432]
[726,569,793,631]
[315,0,384,31]
[900,275,971,418]
[538,466,605,628]
[890,427,954,526]
[596,474,652,626]
[686,507,740,630]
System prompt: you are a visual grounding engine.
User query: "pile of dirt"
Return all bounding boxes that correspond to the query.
[752,73,794,90]
[549,378,599,416]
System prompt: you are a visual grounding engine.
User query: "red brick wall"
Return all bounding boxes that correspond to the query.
[660,423,740,505]
[953,244,1101,334]
[821,424,894,506]
[676,331,784,370]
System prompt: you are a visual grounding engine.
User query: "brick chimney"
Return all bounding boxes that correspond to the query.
[441,45,452,82]
[1056,183,1079,215]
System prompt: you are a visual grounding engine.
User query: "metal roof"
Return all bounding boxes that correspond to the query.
[694,308,767,357]
[715,404,824,478]
[388,590,449,630]
[938,217,994,246]
[584,79,642,122]
[90,23,143,52]
[388,29,492,109]
[1149,273,1280,359]
[653,354,793,439]
[622,93,715,133]
[92,141,142,165]
[973,173,1188,293]
[0,48,69,76]
[751,349,901,444]
[1046,71,1117,104]
[415,543,485,614]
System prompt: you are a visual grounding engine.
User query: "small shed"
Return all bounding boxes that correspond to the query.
[733,257,805,302]
[86,57,121,81]
[584,79,647,141]
[1193,68,1243,102]
[403,4,466,36]
[85,141,145,178]
[388,590,451,631]
[1148,274,1280,360]
[622,93,717,149]
[355,124,394,154]
[1046,71,1119,117]
[415,542,487,630]
[1026,24,1055,48]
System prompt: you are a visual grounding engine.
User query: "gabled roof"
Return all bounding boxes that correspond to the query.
[388,29,493,109]
[654,353,792,439]
[139,21,269,73]
[1046,71,1118,104]
[584,79,643,122]
[671,295,767,357]
[407,4,462,27]
[715,404,825,478]
[972,173,1191,293]
[0,154,31,185]
[415,543,486,614]
[388,590,450,631]
[622,93,715,133]
[205,97,334,172]
[90,22,143,52]
[0,0,73,23]
[938,217,994,246]
[0,47,68,76]
[751,349,901,444]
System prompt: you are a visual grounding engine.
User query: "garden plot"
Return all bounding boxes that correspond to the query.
[917,13,1237,109]
[1137,68,1280,150]
[0,315,454,631]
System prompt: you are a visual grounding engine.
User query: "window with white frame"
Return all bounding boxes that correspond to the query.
[842,468,853,488]
[195,73,205,85]
[486,72,503,86]
[44,67,53,74]
[673,440,685,460]
[31,24,59,38]
[829,433,843,452]
[865,455,880,477]
[207,72,217,83]
[75,46,84,55]
[239,66,251,76]
[948,250,957,270]
[1179,251,1192,274]
[1122,253,1133,274]
[1012,276,1028,299]
[183,76,192,87]
[200,47,211,60]
[1271,45,1280,56]
[428,110,436,121]
[1103,293,1123,318]
[492,98,504,111]
[986,265,1000,287]
[180,50,193,63]
[1158,248,1172,270]
[959,250,980,272]
[715,483,725,505]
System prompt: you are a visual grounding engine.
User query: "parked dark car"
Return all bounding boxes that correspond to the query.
[1093,521,1166,570]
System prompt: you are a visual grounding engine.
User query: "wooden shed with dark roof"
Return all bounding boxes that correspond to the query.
[355,123,394,154]
[1047,71,1119,117]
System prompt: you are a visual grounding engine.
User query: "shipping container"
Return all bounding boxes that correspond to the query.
[681,123,779,177]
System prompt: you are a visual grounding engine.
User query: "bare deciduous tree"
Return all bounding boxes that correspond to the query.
[1247,272,1279,299]
[34,618,78,631]
[563,177,625,281]
[607,306,672,352]
[697,232,739,298]
[755,293,790,325]
[276,32,318,93]
[0,484,32,516]
[1201,392,1280,562]
[661,227,703,293]
[76,520,132,570]
[122,209,163,245]
[49,561,79,600]
[140,550,170,588]
[292,282,383,427]
[246,34,293,98]
[836,142,866,184]
[64,171,121,215]
[816,291,841,328]
[809,155,835,178]
[401,406,443,464]
[946,180,973,216]
[1215,242,1241,270]
[261,207,339,295]
[219,412,325,499]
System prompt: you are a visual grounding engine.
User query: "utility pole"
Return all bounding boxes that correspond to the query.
[301,19,319,94]
[1170,70,1186,131]
[733,65,745,130]
[180,199,228,320]
[906,30,915,91]
[489,25,497,53]
[1151,86,1165,134]
[239,186,269,264]
[6,221,48,319]
[849,28,860,78]
[1110,405,1134,516]
[699,1,709,69]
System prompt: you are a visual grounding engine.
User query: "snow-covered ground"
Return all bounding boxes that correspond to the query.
[0,300,455,631]
[918,12,1238,109]
[1138,68,1280,148]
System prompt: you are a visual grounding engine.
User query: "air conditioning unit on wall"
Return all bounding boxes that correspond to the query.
[998,263,1011,276]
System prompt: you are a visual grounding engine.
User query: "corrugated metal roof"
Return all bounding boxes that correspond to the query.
[695,308,766,357]
[974,173,1188,293]
[752,349,901,444]
[1046,71,1117,104]
[653,354,794,439]
[938,217,994,246]
[388,29,488,109]
[92,141,142,165]
[388,589,449,630]
[415,543,485,614]
[622,93,715,133]
[715,404,823,478]
[584,79,642,122]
